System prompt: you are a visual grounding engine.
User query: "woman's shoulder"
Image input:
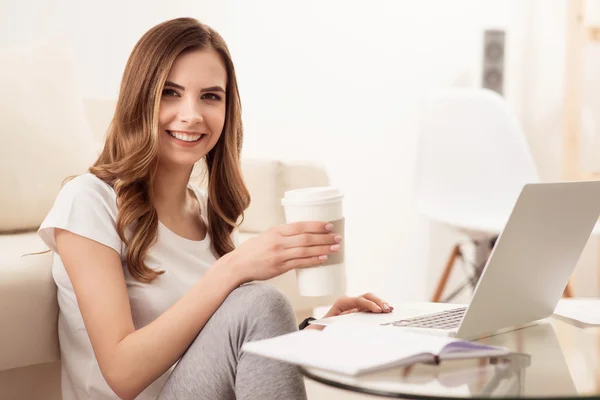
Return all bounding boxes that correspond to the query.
[39,173,121,254]
[62,173,115,196]
[54,173,117,213]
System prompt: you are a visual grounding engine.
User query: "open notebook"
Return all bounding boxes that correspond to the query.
[242,323,508,376]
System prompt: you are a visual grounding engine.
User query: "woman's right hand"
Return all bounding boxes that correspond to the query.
[220,221,342,284]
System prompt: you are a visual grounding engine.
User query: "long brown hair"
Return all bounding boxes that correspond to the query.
[91,17,250,283]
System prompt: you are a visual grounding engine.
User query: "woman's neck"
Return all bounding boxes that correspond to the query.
[152,163,194,219]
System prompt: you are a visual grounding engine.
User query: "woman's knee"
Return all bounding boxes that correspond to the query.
[222,282,297,333]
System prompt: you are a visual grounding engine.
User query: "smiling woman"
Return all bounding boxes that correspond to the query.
[35,16,391,400]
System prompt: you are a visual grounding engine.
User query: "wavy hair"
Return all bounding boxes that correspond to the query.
[90,17,250,283]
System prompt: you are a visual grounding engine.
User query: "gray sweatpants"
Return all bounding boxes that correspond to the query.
[157,282,308,400]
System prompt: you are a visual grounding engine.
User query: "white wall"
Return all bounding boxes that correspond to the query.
[3,0,597,302]
[0,0,233,99]
[229,0,524,301]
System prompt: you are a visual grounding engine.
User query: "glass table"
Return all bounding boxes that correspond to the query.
[300,317,600,399]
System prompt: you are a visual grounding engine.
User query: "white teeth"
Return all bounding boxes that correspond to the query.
[168,131,203,142]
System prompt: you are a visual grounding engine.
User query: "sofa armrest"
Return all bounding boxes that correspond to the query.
[0,233,59,371]
[279,160,330,193]
[239,158,331,233]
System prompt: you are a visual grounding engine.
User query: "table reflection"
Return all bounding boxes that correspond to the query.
[302,319,585,398]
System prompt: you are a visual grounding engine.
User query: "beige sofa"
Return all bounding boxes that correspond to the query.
[0,43,337,399]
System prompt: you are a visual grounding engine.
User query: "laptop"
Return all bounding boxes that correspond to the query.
[313,181,600,340]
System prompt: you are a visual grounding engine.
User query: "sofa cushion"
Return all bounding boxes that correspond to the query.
[239,158,288,232]
[280,161,330,194]
[0,41,97,232]
[0,232,59,371]
[239,159,330,233]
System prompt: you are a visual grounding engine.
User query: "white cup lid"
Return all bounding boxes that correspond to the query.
[281,187,343,206]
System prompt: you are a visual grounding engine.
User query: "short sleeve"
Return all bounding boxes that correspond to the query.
[38,174,122,255]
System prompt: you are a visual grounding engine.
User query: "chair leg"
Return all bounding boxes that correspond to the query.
[431,244,461,302]
[562,282,574,298]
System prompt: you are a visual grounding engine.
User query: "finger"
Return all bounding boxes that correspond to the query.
[323,296,350,317]
[281,255,327,272]
[283,233,342,249]
[355,297,384,313]
[331,296,383,314]
[362,292,393,313]
[283,244,341,260]
[277,221,333,236]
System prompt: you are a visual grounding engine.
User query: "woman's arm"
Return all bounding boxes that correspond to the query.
[56,220,340,399]
[55,229,241,400]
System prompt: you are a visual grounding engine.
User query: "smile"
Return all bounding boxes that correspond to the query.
[166,130,206,143]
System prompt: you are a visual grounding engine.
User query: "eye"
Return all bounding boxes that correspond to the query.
[162,88,179,97]
[202,93,222,101]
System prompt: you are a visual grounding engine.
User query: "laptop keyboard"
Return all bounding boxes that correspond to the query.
[382,307,467,330]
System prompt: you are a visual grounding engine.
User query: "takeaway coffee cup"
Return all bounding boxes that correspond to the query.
[281,187,345,296]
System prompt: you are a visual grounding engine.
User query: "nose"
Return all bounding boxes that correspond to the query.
[179,97,203,126]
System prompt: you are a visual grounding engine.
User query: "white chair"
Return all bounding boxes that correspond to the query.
[415,88,575,301]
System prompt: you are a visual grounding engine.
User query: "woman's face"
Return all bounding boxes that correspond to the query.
[157,48,227,168]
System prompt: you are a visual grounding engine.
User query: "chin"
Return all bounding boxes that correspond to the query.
[158,138,212,169]
[159,152,204,169]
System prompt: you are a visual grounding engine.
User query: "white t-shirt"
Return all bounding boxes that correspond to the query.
[38,173,227,400]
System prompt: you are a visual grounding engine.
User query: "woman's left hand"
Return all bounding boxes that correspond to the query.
[305,293,394,330]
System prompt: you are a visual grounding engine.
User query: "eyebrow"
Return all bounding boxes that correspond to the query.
[164,81,226,93]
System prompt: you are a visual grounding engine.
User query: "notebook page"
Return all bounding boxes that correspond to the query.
[242,323,466,376]
[323,322,457,354]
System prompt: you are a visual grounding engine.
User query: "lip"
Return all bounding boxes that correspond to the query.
[165,130,207,146]
[167,130,206,135]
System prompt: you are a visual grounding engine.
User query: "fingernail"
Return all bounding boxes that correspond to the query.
[330,244,340,251]
[318,255,328,261]
[325,223,334,231]
[334,235,342,243]
[382,304,390,312]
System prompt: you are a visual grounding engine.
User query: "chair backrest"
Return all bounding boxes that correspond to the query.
[414,88,540,233]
